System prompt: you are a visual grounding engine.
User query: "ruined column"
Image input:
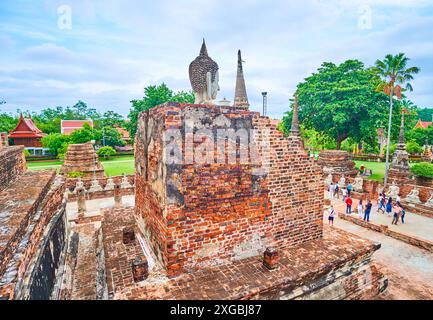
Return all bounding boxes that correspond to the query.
[114,184,122,208]
[76,187,86,216]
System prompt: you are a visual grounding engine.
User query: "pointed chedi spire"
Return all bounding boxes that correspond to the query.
[199,38,208,56]
[290,93,300,137]
[233,49,249,110]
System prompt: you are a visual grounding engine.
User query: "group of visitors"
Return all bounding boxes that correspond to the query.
[328,183,407,227]
[377,191,406,225]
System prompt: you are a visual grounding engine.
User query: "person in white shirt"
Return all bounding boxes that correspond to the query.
[328,183,335,199]
[357,199,363,218]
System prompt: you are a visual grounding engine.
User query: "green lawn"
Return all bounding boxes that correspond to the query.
[354,160,415,182]
[27,155,135,176]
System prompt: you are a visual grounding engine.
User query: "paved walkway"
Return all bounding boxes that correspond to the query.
[327,193,433,242]
[323,214,433,299]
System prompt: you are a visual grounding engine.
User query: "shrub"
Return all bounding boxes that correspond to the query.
[67,171,85,178]
[411,162,433,179]
[23,149,31,157]
[406,140,423,155]
[97,146,116,159]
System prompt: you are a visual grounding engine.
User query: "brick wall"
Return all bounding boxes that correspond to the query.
[0,146,26,192]
[135,103,323,277]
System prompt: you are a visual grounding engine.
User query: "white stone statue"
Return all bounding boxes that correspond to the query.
[339,174,346,188]
[89,178,103,192]
[405,187,421,204]
[353,174,364,192]
[325,174,333,186]
[52,175,64,189]
[121,174,132,189]
[426,192,433,206]
[105,176,115,191]
[388,180,399,199]
[73,178,85,193]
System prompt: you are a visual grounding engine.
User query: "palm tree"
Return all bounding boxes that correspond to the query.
[374,53,420,188]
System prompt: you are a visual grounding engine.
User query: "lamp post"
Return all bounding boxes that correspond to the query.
[383,85,394,190]
[262,92,268,116]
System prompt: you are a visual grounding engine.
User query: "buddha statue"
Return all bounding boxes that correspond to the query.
[325,173,333,186]
[353,174,364,192]
[405,187,421,204]
[189,39,220,104]
[388,180,399,199]
[339,174,346,188]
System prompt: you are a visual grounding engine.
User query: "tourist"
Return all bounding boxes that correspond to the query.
[347,183,353,197]
[357,199,363,218]
[345,196,353,214]
[342,188,347,201]
[396,194,401,206]
[328,205,335,226]
[328,182,335,199]
[377,193,386,214]
[364,200,372,222]
[399,203,406,224]
[334,182,340,199]
[386,197,393,217]
[392,203,402,225]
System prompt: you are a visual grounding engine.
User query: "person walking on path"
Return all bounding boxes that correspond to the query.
[392,203,402,225]
[334,182,340,199]
[328,205,336,226]
[386,197,393,217]
[342,188,347,201]
[396,194,402,206]
[399,203,406,224]
[357,199,364,218]
[378,193,386,214]
[347,183,353,197]
[328,183,335,199]
[364,200,372,222]
[345,196,353,214]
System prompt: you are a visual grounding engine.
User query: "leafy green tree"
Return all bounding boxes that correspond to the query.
[417,107,433,122]
[41,133,70,156]
[100,111,126,128]
[69,123,95,144]
[406,140,423,155]
[281,60,391,149]
[97,146,116,159]
[0,113,18,132]
[374,53,420,186]
[99,126,125,147]
[128,83,194,140]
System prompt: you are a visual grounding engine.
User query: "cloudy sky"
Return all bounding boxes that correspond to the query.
[0,0,432,119]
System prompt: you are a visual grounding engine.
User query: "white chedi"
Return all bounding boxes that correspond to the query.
[426,192,433,206]
[121,174,132,189]
[104,177,115,191]
[325,174,333,186]
[339,174,346,188]
[88,178,103,192]
[405,187,421,204]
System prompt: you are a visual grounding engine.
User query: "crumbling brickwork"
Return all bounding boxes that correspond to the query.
[135,103,323,277]
[0,146,26,192]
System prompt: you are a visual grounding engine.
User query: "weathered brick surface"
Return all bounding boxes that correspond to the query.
[113,226,386,300]
[135,103,323,277]
[0,146,26,192]
[0,169,66,299]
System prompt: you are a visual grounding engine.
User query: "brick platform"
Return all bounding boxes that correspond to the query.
[61,143,104,178]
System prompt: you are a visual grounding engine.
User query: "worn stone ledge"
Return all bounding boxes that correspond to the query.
[339,213,433,252]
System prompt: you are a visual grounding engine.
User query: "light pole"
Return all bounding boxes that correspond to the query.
[262,92,267,116]
[383,84,395,190]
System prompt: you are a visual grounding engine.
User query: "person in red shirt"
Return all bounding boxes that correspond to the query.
[345,196,353,214]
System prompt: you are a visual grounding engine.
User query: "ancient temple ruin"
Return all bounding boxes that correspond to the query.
[60,143,104,178]
[388,112,411,184]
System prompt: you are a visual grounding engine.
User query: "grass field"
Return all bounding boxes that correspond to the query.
[27,155,135,176]
[354,160,415,182]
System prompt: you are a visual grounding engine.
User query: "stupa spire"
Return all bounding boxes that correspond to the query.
[233,50,249,110]
[199,38,208,56]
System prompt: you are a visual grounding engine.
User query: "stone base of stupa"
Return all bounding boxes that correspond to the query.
[60,143,105,178]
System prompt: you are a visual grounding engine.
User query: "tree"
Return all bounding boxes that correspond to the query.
[128,83,194,141]
[417,107,433,122]
[100,111,126,128]
[99,126,125,147]
[374,53,420,187]
[69,123,95,144]
[411,162,433,178]
[281,60,391,149]
[97,146,116,159]
[41,133,70,156]
[0,113,18,132]
[406,140,423,155]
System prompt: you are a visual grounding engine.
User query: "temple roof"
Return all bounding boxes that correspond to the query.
[61,119,93,135]
[414,119,432,129]
[9,114,46,138]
